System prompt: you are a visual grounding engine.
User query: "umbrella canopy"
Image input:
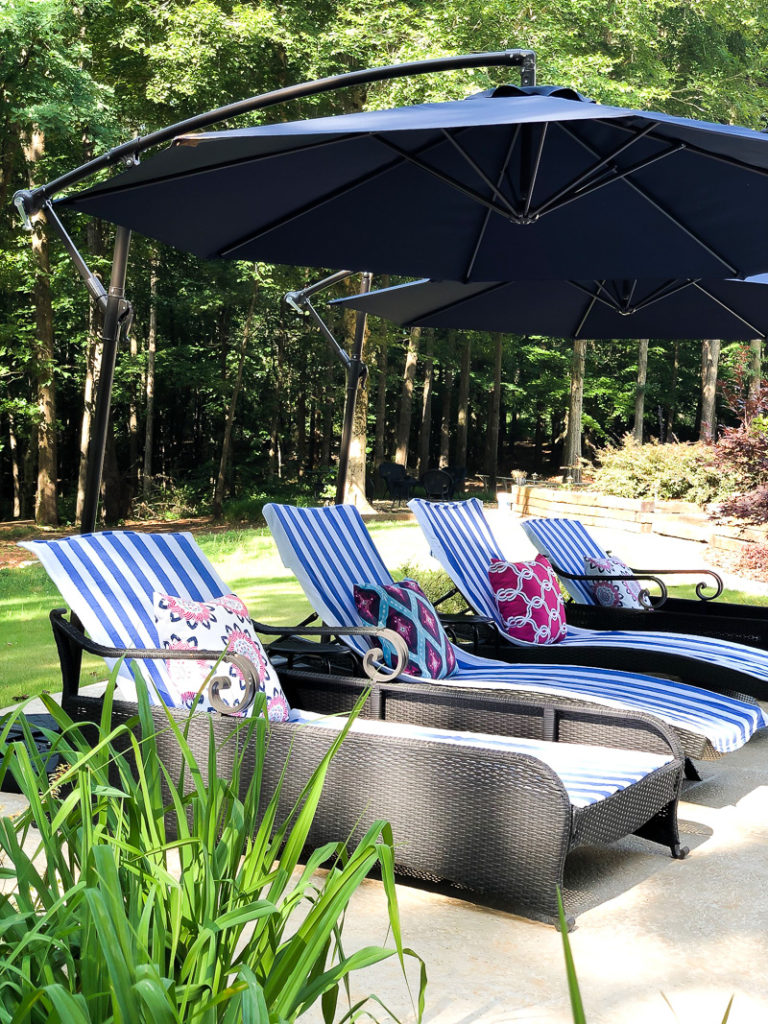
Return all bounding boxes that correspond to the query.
[331,273,768,339]
[63,85,768,282]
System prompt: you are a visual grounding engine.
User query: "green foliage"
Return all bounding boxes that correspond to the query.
[592,437,738,505]
[0,681,425,1021]
[392,560,469,615]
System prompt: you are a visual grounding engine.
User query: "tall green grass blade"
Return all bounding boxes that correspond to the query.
[557,889,586,1024]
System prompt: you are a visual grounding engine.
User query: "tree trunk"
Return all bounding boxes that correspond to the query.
[142,258,158,498]
[699,338,721,441]
[127,327,140,500]
[749,339,763,401]
[23,130,58,526]
[74,215,106,523]
[213,274,259,517]
[417,329,434,476]
[484,332,503,487]
[142,262,158,497]
[455,334,472,472]
[320,369,335,469]
[633,338,649,444]
[8,414,22,519]
[373,337,388,470]
[563,338,587,483]
[395,327,420,467]
[439,330,456,468]
[664,341,679,441]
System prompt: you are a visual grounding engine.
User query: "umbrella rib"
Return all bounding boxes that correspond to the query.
[522,123,548,219]
[217,132,462,258]
[545,123,741,276]
[220,131,519,258]
[371,135,520,220]
[464,126,521,281]
[567,280,624,313]
[66,134,366,201]
[532,122,659,217]
[572,281,605,338]
[689,281,767,338]
[624,279,698,312]
[405,282,509,324]
[439,130,518,216]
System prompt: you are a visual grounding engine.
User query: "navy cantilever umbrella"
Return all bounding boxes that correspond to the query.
[63,84,768,282]
[331,273,768,340]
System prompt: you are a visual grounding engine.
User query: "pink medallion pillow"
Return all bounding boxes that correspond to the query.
[153,592,291,720]
[353,578,457,678]
[488,554,567,644]
[583,555,647,610]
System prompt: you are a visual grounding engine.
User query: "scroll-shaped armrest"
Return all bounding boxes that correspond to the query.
[626,566,724,602]
[549,564,668,610]
[51,608,260,715]
[236,619,410,683]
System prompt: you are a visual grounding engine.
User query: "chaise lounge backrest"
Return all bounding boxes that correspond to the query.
[520,517,609,603]
[19,531,229,704]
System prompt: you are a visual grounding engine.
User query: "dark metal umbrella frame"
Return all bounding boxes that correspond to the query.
[12,50,537,531]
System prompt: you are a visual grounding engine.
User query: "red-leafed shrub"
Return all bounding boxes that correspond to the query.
[713,351,768,524]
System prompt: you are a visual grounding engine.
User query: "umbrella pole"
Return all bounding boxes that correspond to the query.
[336,272,373,504]
[80,226,133,534]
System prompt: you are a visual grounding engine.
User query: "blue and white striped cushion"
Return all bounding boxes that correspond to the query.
[521,517,608,604]
[263,502,767,754]
[290,709,674,808]
[411,497,768,689]
[19,531,230,705]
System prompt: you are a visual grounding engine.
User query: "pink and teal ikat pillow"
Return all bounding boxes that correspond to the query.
[353,578,457,679]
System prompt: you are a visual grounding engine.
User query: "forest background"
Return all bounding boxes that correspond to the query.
[4,0,768,528]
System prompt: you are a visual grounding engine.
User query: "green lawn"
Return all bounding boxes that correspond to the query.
[1,519,766,708]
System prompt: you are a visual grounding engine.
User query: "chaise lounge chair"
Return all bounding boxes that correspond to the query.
[521,516,768,648]
[262,502,767,764]
[21,529,688,926]
[409,497,768,703]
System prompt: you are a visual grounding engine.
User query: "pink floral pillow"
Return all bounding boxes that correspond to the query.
[488,554,567,644]
[153,592,291,720]
[583,555,647,610]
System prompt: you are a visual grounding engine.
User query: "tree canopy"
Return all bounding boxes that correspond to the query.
[3,0,768,523]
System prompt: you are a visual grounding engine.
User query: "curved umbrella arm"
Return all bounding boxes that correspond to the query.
[13,49,536,220]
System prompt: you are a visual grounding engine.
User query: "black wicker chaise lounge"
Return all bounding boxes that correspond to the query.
[22,529,688,927]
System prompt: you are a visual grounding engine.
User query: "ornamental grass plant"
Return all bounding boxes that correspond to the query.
[0,680,425,1023]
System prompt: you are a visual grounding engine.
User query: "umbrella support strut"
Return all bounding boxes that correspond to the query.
[285,271,373,504]
[80,226,133,534]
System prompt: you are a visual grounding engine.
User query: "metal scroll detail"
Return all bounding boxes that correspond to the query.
[361,628,410,682]
[207,652,260,715]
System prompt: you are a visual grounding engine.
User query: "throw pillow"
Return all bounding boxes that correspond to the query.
[583,555,647,610]
[153,592,291,720]
[488,554,567,644]
[353,578,457,678]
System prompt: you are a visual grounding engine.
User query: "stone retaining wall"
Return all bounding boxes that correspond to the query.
[503,485,766,554]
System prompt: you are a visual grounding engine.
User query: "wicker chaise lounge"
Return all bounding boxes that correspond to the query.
[521,515,768,649]
[22,530,687,927]
[408,497,768,702]
[262,502,767,766]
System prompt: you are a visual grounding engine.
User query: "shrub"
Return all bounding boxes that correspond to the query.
[0,683,425,1022]
[711,354,768,523]
[592,437,737,505]
[392,561,470,615]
